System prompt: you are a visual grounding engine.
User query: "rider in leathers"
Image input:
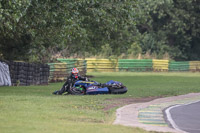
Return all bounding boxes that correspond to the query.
[53,68,87,95]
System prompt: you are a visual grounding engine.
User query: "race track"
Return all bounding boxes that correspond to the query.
[165,101,200,133]
[114,93,200,133]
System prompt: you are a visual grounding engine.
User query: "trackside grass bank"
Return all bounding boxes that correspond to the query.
[0,72,200,133]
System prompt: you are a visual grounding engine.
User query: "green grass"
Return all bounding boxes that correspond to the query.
[0,72,200,133]
[91,72,200,97]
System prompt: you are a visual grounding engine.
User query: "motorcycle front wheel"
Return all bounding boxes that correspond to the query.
[68,86,85,95]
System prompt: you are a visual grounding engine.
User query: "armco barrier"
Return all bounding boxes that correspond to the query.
[169,61,189,71]
[153,59,169,71]
[189,61,200,71]
[85,58,118,72]
[118,59,153,72]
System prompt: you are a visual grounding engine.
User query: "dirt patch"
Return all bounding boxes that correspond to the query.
[103,96,164,111]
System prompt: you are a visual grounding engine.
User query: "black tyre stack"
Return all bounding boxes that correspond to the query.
[39,64,50,85]
[8,62,50,86]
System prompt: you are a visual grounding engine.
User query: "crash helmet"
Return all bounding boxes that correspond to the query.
[71,68,79,79]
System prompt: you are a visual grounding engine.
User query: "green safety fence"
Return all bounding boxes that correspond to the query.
[169,61,189,71]
[118,59,153,72]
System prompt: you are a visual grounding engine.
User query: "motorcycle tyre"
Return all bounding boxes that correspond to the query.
[109,87,127,94]
[68,87,85,95]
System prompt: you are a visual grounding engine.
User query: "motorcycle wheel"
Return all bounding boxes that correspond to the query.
[68,87,85,95]
[109,86,127,94]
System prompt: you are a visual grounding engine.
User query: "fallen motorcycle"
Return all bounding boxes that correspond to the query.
[65,80,127,95]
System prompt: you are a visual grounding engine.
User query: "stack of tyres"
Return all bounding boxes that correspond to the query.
[17,62,27,86]
[8,61,17,85]
[26,63,34,86]
[9,62,23,86]
[8,61,50,86]
[39,64,50,85]
[34,64,41,85]
[118,59,153,72]
[169,61,189,71]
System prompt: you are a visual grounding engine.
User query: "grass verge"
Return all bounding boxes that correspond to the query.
[0,72,200,133]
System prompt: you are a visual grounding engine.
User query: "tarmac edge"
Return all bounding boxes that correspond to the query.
[113,93,200,133]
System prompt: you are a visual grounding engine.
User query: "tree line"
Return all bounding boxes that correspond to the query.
[0,0,199,63]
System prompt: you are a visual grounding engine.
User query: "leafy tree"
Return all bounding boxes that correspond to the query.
[128,42,142,57]
[136,0,200,60]
[0,0,199,62]
[0,0,139,62]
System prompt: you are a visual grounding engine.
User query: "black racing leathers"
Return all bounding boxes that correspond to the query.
[56,73,87,95]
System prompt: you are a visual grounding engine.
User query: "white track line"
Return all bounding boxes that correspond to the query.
[165,100,200,133]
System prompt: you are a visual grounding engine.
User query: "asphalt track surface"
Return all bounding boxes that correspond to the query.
[166,101,200,133]
[114,93,200,133]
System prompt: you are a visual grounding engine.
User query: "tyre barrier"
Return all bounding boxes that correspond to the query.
[8,61,50,86]
[48,59,87,82]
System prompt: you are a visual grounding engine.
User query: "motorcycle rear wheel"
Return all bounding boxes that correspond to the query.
[109,87,127,94]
